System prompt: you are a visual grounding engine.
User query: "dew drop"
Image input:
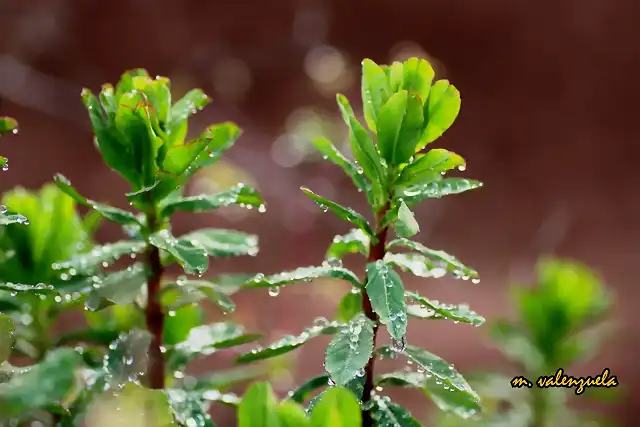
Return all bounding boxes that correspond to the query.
[268,286,281,297]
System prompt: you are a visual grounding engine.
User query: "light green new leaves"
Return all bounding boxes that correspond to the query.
[335,290,363,323]
[326,229,370,260]
[398,178,483,205]
[397,149,466,187]
[377,91,424,165]
[309,386,362,427]
[361,59,392,133]
[418,80,462,151]
[395,202,419,238]
[399,57,435,103]
[325,314,374,385]
[406,291,485,326]
[386,238,478,279]
[159,183,263,217]
[301,187,374,237]
[170,89,211,126]
[370,396,421,427]
[312,137,370,198]
[237,321,342,363]
[239,382,280,427]
[365,260,407,340]
[0,348,82,419]
[244,265,361,289]
[149,229,208,275]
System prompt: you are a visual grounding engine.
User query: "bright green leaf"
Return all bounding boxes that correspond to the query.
[361,59,392,132]
[383,253,445,278]
[288,374,331,404]
[336,290,363,323]
[326,229,370,260]
[164,304,203,346]
[237,321,343,363]
[160,184,263,217]
[238,382,280,427]
[418,80,461,150]
[398,178,483,205]
[149,230,208,275]
[370,397,421,427]
[325,314,374,385]
[377,91,424,165]
[161,279,235,313]
[301,187,374,237]
[177,228,258,258]
[0,117,18,136]
[309,386,362,427]
[397,149,466,187]
[170,89,211,126]
[406,291,484,326]
[278,400,310,427]
[400,57,435,104]
[366,260,407,340]
[312,137,371,199]
[386,238,478,279]
[395,202,419,238]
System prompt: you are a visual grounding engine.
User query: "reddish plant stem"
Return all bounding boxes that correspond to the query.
[361,205,390,427]
[145,212,165,390]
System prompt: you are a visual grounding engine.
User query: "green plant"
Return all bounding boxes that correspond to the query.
[0,116,28,226]
[233,57,485,425]
[0,70,269,426]
[433,258,618,427]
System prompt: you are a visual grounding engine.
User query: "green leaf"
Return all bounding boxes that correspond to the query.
[170,89,211,125]
[325,314,374,385]
[0,314,14,363]
[361,59,392,132]
[288,374,331,404]
[0,348,82,419]
[168,322,261,370]
[365,260,407,341]
[398,178,483,205]
[336,290,363,323]
[149,230,208,275]
[326,229,370,260]
[103,330,151,387]
[87,264,148,308]
[336,94,386,207]
[306,378,365,413]
[377,91,424,165]
[397,149,466,187]
[380,345,480,417]
[377,371,482,419]
[0,116,18,136]
[53,174,142,226]
[279,400,310,427]
[406,291,485,326]
[190,365,266,392]
[160,184,263,217]
[238,382,280,427]
[0,282,55,295]
[177,228,258,258]
[418,80,461,151]
[309,386,362,427]
[166,389,215,427]
[164,304,203,346]
[54,240,146,274]
[54,327,121,347]
[386,238,478,279]
[301,187,374,237]
[237,321,343,363]
[395,202,419,238]
[370,397,421,427]
[383,253,446,278]
[244,265,361,289]
[0,211,28,225]
[400,57,435,104]
[161,279,235,313]
[312,137,371,198]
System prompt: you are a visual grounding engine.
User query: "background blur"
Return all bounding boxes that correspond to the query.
[0,0,638,425]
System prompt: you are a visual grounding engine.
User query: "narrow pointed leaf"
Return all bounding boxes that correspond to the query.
[418,80,461,150]
[54,174,141,226]
[0,282,56,295]
[397,149,465,187]
[370,398,421,427]
[377,91,424,165]
[309,386,362,427]
[406,291,485,326]
[244,265,361,289]
[168,322,261,370]
[395,202,419,238]
[149,230,208,275]
[178,228,258,258]
[312,137,370,197]
[365,260,407,340]
[237,321,343,363]
[326,229,370,260]
[55,240,146,274]
[398,178,482,205]
[0,349,82,419]
[288,374,331,403]
[386,238,478,279]
[238,382,280,427]
[170,89,211,125]
[361,59,392,132]
[160,184,263,217]
[301,187,374,237]
[325,314,374,385]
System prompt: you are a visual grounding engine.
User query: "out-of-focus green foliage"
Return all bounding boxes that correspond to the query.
[433,258,619,427]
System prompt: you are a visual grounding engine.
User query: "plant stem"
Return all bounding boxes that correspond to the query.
[144,210,165,390]
[361,204,390,427]
[531,386,548,427]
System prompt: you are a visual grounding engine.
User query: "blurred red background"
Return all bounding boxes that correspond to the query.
[0,0,638,425]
